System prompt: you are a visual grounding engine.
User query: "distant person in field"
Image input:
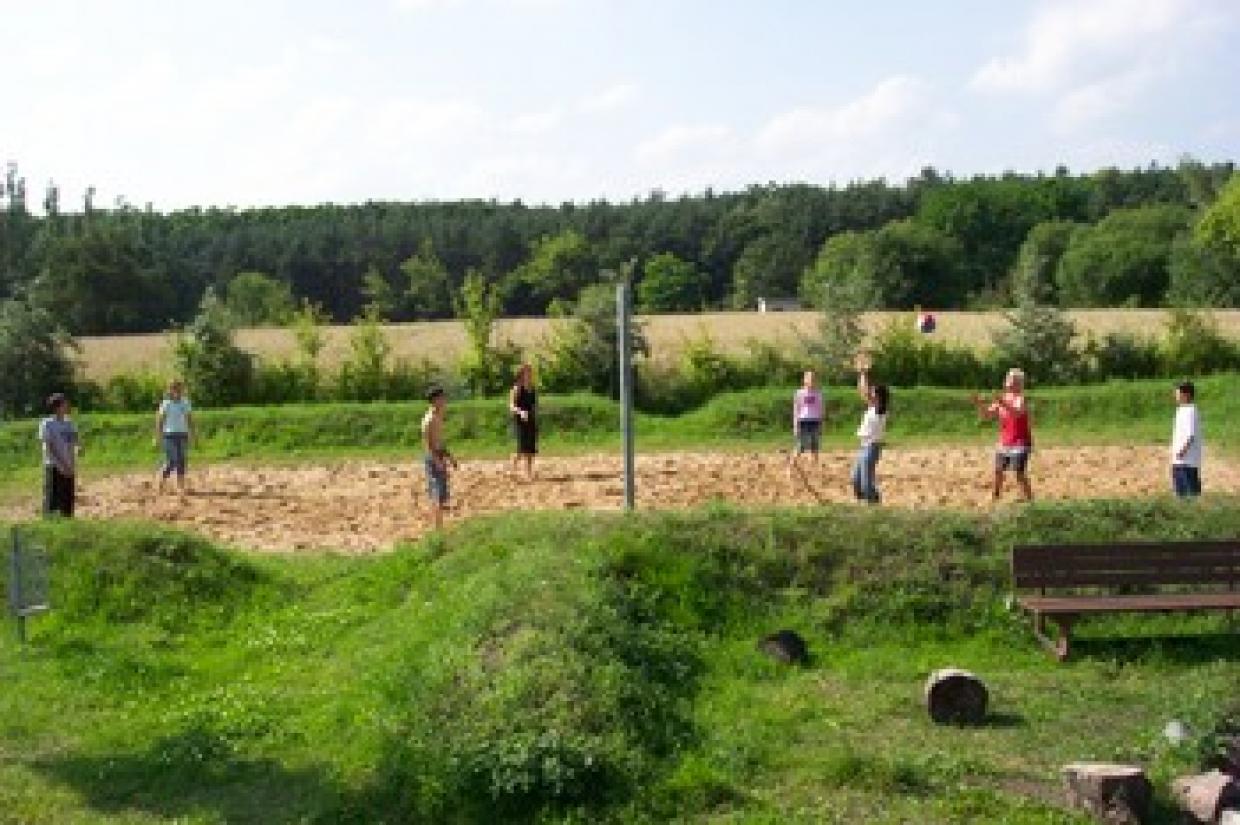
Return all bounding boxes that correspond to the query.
[972,367,1033,502]
[39,393,80,517]
[508,363,538,480]
[421,385,458,530]
[155,379,195,495]
[787,370,824,477]
[1170,380,1202,498]
[851,354,888,504]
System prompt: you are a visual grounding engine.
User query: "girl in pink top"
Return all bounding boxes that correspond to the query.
[788,370,824,475]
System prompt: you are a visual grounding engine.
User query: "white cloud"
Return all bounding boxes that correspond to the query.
[508,108,563,136]
[971,0,1234,128]
[757,76,937,152]
[635,124,734,165]
[579,82,640,114]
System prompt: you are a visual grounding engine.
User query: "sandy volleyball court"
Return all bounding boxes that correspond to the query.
[8,446,1234,552]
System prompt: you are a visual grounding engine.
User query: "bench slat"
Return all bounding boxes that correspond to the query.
[1016,571,1235,587]
[1017,592,1240,614]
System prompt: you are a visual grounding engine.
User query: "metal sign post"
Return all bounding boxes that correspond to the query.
[8,527,50,645]
[617,276,635,511]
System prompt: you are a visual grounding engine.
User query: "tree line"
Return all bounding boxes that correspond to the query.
[1,160,1239,339]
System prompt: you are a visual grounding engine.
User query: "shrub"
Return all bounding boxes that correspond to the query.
[173,288,254,407]
[1081,333,1162,382]
[0,298,78,419]
[334,311,393,401]
[869,319,991,388]
[1160,309,1240,376]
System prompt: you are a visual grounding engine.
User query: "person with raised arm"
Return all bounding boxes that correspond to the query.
[972,367,1034,502]
[851,353,889,504]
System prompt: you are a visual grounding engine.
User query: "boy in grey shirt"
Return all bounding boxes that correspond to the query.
[38,393,79,517]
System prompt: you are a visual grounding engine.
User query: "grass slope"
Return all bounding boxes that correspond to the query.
[2,499,1238,823]
[2,375,1236,483]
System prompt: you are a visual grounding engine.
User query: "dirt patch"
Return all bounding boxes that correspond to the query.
[5,446,1237,552]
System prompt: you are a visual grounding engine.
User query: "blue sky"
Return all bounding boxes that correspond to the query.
[5,0,1238,209]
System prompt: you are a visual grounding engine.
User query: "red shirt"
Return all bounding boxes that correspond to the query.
[996,394,1032,447]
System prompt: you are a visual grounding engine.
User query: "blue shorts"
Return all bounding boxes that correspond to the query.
[424,455,450,504]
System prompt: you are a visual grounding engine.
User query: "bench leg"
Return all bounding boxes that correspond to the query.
[1052,615,1076,662]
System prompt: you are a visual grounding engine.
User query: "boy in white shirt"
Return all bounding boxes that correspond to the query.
[1170,381,1202,498]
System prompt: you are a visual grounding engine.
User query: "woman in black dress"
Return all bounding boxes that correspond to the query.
[508,363,537,480]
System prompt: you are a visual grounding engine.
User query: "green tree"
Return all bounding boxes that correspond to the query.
[174,288,254,407]
[800,230,880,310]
[540,281,647,397]
[455,268,517,396]
[225,271,295,326]
[1055,205,1193,307]
[33,219,170,334]
[1195,173,1240,256]
[507,229,595,314]
[360,265,398,320]
[991,270,1081,385]
[0,298,78,418]
[807,274,871,383]
[638,252,703,312]
[1166,234,1240,307]
[402,238,453,319]
[1011,220,1081,304]
[335,308,393,401]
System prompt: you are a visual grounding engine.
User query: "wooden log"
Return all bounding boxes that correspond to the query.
[1219,808,1240,825]
[1062,762,1151,824]
[1172,770,1240,824]
[923,668,988,725]
[758,630,808,665]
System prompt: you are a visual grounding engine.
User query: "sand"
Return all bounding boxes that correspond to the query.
[7,446,1234,553]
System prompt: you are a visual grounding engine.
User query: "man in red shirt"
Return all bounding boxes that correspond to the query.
[972,368,1033,502]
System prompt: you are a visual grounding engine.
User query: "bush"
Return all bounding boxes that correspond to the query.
[0,298,78,419]
[869,319,991,388]
[1160,309,1240,376]
[173,289,254,407]
[99,371,166,413]
[1081,333,1162,382]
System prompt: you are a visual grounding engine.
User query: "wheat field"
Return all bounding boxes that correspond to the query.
[76,309,1240,380]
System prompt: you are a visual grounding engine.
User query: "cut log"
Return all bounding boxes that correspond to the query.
[758,630,808,665]
[1172,770,1240,824]
[1219,809,1240,825]
[1062,763,1151,824]
[924,668,988,725]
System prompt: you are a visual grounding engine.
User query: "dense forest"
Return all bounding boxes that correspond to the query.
[2,159,1239,336]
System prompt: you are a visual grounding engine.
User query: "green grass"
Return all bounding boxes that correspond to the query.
[2,375,1236,484]
[2,498,1238,823]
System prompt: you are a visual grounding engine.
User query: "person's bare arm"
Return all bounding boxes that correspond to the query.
[856,369,871,402]
[970,393,998,420]
[509,385,523,419]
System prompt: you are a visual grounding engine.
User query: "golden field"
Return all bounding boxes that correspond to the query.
[76,309,1240,380]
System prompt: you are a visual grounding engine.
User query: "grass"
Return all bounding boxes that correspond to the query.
[75,309,1240,380]
[2,375,1236,487]
[2,499,1239,823]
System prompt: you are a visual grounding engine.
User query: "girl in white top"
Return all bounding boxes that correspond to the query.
[851,353,889,504]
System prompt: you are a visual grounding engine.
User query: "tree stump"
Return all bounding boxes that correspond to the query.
[1172,770,1240,823]
[1062,763,1151,824]
[758,630,808,665]
[923,668,988,724]
[1220,808,1240,825]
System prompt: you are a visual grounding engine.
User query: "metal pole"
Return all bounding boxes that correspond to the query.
[10,527,24,645]
[617,279,635,510]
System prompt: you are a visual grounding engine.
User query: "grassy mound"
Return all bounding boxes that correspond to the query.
[2,498,1239,822]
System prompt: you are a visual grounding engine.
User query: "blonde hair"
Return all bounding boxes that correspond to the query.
[1005,368,1026,389]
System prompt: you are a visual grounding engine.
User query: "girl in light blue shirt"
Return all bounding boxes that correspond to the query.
[156,379,195,494]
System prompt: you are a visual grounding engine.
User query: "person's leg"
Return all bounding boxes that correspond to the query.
[49,468,73,517]
[851,448,865,500]
[1186,466,1201,497]
[63,472,75,517]
[1171,466,1187,497]
[43,466,56,517]
[1015,453,1033,501]
[522,453,534,480]
[809,423,820,467]
[173,434,188,493]
[863,444,882,503]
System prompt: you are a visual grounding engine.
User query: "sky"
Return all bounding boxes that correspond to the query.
[4,0,1239,211]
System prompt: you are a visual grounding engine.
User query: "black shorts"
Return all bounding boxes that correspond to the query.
[995,448,1031,473]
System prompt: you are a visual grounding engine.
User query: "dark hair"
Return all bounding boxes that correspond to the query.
[426,385,445,402]
[47,393,68,412]
[872,384,890,416]
[1176,381,1195,401]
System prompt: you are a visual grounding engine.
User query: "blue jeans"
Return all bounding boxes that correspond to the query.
[851,443,882,504]
[162,433,189,478]
[1171,465,1201,498]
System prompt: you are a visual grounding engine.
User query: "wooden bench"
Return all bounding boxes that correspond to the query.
[1011,540,1240,660]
